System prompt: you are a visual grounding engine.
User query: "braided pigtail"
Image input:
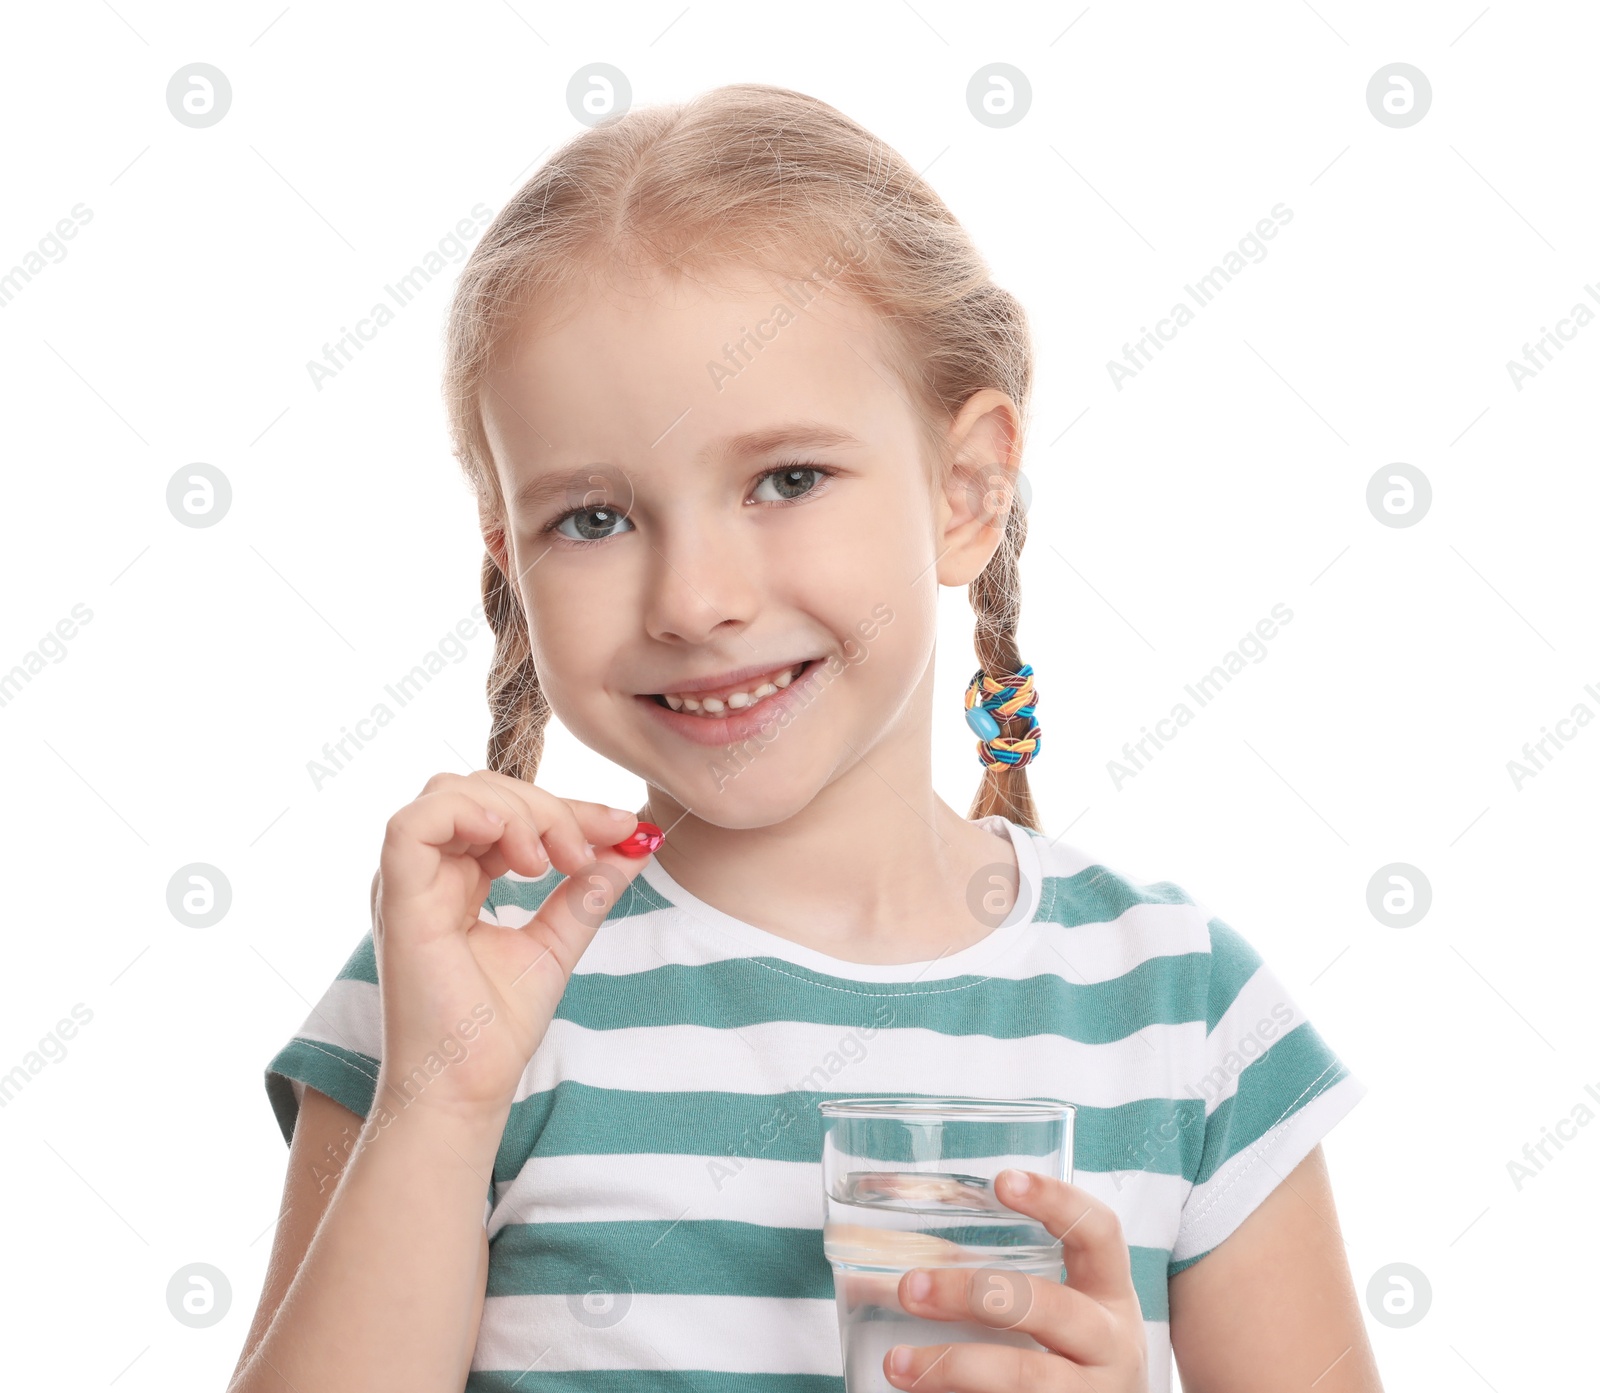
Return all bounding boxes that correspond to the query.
[964,499,1042,831]
[480,547,553,783]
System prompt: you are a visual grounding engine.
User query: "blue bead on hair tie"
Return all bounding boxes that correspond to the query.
[965,704,1002,740]
[963,664,1043,769]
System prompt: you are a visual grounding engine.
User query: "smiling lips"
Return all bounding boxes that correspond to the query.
[656,661,809,717]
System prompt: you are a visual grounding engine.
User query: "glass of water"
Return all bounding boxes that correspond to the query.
[818,1096,1075,1391]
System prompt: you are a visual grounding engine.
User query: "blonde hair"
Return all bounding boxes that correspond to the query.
[442,82,1040,831]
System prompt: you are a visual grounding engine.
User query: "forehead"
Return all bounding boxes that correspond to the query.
[480,261,923,479]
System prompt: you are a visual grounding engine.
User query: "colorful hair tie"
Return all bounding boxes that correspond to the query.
[964,664,1042,769]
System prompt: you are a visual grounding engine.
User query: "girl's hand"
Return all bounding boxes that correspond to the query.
[371,769,649,1122]
[883,1170,1149,1393]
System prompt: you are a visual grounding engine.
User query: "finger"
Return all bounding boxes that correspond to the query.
[993,1170,1137,1308]
[524,842,654,971]
[884,1338,1072,1393]
[382,789,517,900]
[459,792,551,881]
[561,797,641,850]
[467,831,546,884]
[466,807,551,881]
[407,770,551,876]
[446,771,596,875]
[423,772,641,870]
[896,1263,1119,1367]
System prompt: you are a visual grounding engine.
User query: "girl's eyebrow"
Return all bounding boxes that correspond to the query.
[509,422,863,512]
[709,422,862,462]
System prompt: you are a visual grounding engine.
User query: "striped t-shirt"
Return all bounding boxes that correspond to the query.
[265,813,1365,1393]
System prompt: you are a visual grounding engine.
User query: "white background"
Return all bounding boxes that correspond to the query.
[2,1,1595,1389]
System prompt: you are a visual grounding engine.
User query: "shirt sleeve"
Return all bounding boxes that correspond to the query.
[263,931,382,1146]
[1167,912,1366,1276]
[260,872,561,1225]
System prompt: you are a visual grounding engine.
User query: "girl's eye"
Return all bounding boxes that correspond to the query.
[750,463,832,504]
[552,505,633,543]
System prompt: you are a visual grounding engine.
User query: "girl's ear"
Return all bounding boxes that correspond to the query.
[482,517,513,583]
[934,388,1024,588]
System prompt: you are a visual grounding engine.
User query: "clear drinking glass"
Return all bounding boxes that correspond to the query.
[819,1096,1075,1391]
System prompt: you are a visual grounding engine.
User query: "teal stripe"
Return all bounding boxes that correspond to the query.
[264,1037,378,1143]
[1168,1249,1209,1278]
[1195,1021,1347,1185]
[486,1217,1173,1321]
[493,1083,1206,1185]
[484,1217,1174,1324]
[1039,865,1195,927]
[469,1373,841,1393]
[917,1223,1061,1246]
[488,1219,832,1300]
[335,932,377,984]
[1203,918,1264,1030]
[483,867,562,916]
[556,953,1210,1041]
[1128,1244,1171,1320]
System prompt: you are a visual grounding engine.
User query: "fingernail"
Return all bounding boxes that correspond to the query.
[583,842,597,860]
[606,807,634,821]
[888,1346,912,1377]
[904,1270,932,1304]
[1003,1168,1031,1194]
[486,810,504,824]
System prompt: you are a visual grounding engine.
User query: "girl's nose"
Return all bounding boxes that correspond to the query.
[639,527,762,647]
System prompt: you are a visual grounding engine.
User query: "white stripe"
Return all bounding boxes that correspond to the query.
[292,977,381,1058]
[1171,1070,1366,1261]
[1027,901,1211,982]
[1190,965,1310,1115]
[1042,838,1166,887]
[511,1015,1207,1108]
[1077,1167,1188,1251]
[469,1292,841,1375]
[489,1153,820,1237]
[470,1293,1181,1384]
[487,1150,1190,1251]
[1145,1321,1174,1393]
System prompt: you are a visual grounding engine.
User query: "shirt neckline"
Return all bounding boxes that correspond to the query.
[634,815,1046,983]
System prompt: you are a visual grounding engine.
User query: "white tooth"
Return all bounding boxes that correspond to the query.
[668,668,797,713]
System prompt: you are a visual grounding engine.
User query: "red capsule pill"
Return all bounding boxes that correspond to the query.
[611,821,665,857]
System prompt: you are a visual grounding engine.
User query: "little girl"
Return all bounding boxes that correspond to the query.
[230,84,1381,1393]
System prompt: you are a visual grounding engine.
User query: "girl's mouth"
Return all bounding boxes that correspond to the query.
[638,659,826,747]
[651,660,810,717]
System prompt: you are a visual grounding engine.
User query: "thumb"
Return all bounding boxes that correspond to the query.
[995,1171,1137,1308]
[526,822,663,965]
